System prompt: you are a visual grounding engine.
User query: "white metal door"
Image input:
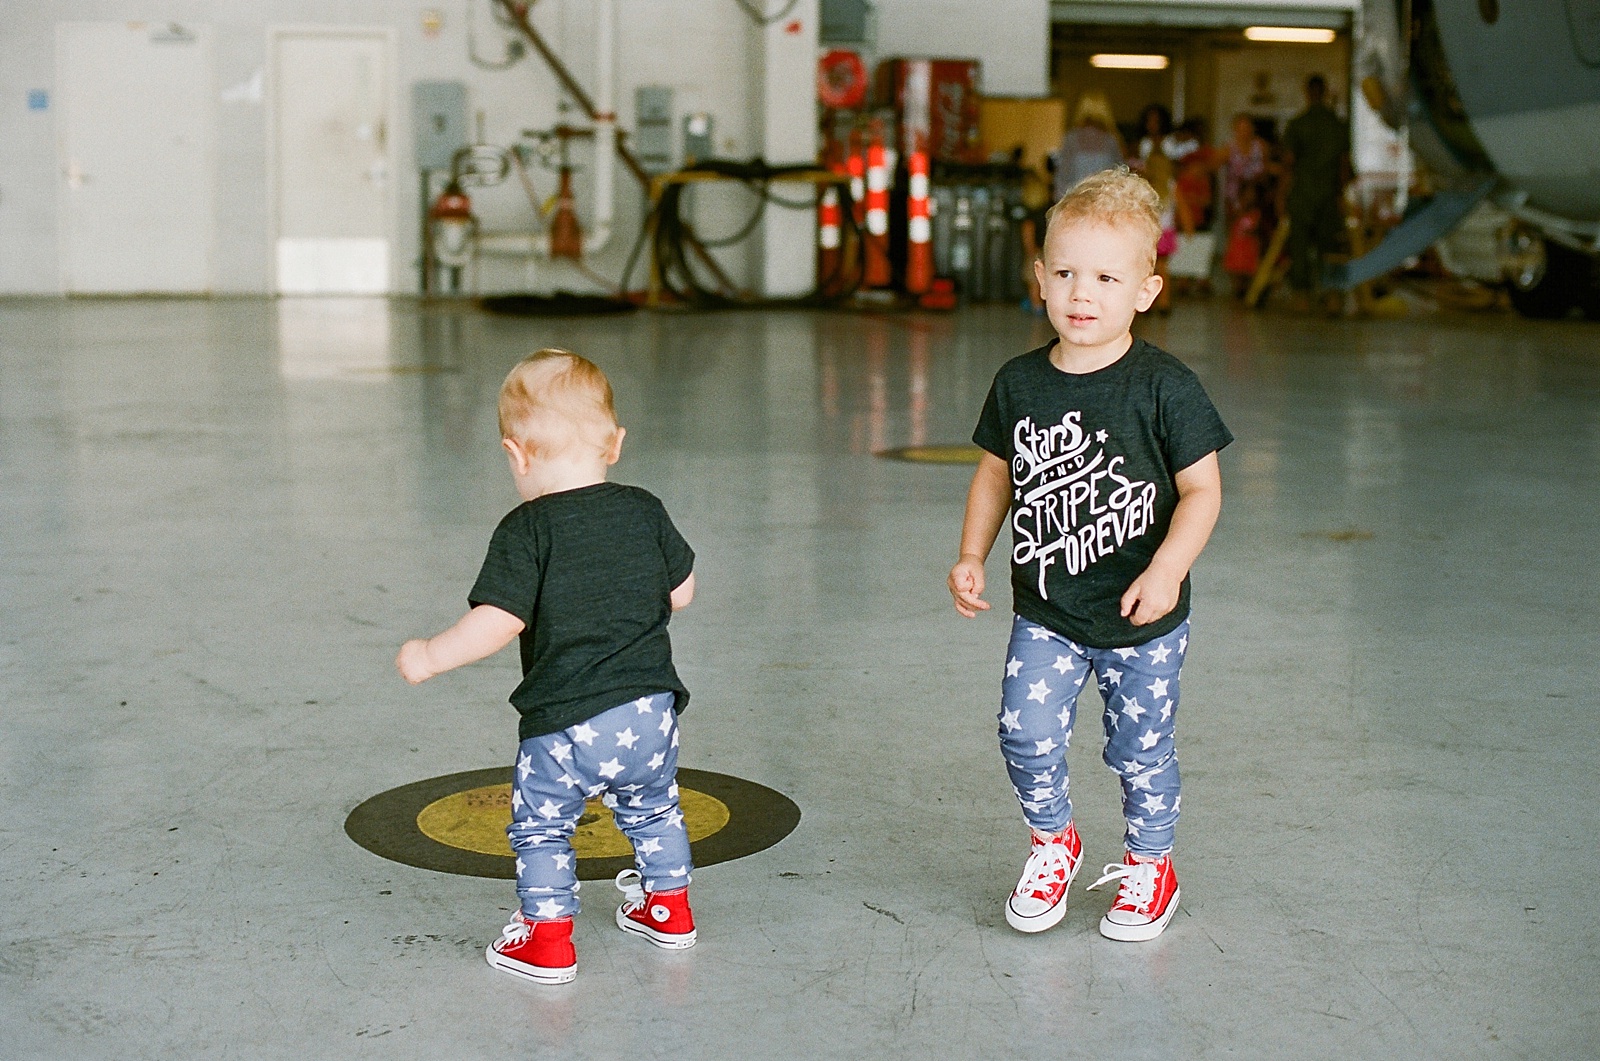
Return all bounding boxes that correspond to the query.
[271,29,393,294]
[57,22,214,294]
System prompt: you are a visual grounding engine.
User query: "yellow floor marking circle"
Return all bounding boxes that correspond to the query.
[416,784,732,858]
[875,444,984,464]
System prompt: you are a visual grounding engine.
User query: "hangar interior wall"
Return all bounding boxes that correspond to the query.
[0,0,1050,296]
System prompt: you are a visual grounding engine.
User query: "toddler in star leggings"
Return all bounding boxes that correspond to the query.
[398,349,698,984]
[949,168,1232,941]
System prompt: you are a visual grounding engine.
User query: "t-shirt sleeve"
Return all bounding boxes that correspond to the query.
[972,375,1009,458]
[656,502,695,590]
[1158,369,1234,473]
[467,507,541,625]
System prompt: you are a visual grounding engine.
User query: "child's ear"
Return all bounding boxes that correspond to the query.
[1136,271,1163,312]
[605,427,626,466]
[502,437,531,475]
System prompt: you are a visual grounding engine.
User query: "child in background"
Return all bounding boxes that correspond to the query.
[397,350,698,985]
[1223,182,1264,298]
[948,168,1232,942]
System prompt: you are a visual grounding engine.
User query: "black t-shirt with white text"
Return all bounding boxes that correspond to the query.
[469,482,694,741]
[973,339,1232,648]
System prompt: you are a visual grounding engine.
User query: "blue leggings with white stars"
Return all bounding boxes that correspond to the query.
[998,614,1190,858]
[507,693,692,921]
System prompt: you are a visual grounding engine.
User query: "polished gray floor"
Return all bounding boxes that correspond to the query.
[3,295,1597,1059]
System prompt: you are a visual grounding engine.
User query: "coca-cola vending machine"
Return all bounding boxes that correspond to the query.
[874,58,982,161]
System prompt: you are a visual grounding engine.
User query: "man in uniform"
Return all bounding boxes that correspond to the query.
[1281,75,1350,312]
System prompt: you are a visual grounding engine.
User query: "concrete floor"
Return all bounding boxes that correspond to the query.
[3,295,1598,1059]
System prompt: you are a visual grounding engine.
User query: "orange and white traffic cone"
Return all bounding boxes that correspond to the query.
[817,183,843,295]
[905,146,933,295]
[863,136,892,290]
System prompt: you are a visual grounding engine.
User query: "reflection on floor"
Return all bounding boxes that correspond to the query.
[2,296,1597,1057]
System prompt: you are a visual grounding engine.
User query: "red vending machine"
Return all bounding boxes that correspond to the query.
[874,58,982,163]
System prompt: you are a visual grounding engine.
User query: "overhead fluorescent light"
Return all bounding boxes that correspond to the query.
[1244,26,1338,44]
[1089,53,1170,70]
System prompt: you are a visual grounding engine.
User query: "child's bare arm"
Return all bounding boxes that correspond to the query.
[670,572,695,611]
[397,604,526,684]
[1120,451,1222,626]
[948,452,1012,618]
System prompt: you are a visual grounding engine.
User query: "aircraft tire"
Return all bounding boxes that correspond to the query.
[1506,238,1585,320]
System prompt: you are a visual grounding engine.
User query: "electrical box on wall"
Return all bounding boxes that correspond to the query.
[412,80,467,171]
[682,112,714,166]
[635,86,673,173]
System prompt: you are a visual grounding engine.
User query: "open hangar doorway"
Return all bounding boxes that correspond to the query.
[1045,2,1369,294]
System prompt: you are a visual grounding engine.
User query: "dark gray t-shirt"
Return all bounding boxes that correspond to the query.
[469,482,694,741]
[973,339,1232,648]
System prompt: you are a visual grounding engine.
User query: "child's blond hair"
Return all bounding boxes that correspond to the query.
[498,349,619,459]
[1042,166,1162,272]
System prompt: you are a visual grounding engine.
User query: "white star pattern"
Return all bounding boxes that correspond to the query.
[616,727,640,750]
[517,753,534,781]
[1095,429,1109,443]
[1032,770,1054,783]
[586,783,605,797]
[511,789,525,812]
[648,752,666,770]
[1128,770,1156,792]
[558,772,581,789]
[537,799,561,820]
[1103,667,1123,685]
[668,783,679,799]
[669,866,688,878]
[597,758,624,779]
[1160,700,1174,722]
[1179,634,1188,654]
[620,783,642,793]
[629,795,644,808]
[666,809,685,830]
[515,856,526,875]
[601,793,619,809]
[534,898,563,918]
[553,852,571,870]
[1052,655,1075,674]
[1028,787,1056,800]
[1034,737,1058,755]
[571,723,599,746]
[1140,793,1168,815]
[1148,643,1173,665]
[1121,759,1142,773]
[1029,626,1053,641]
[637,837,663,856]
[1120,695,1146,721]
[1000,708,1022,732]
[1057,705,1073,728]
[1006,657,1024,677]
[550,741,573,763]
[670,729,679,748]
[1147,677,1169,699]
[658,713,673,736]
[1027,679,1051,704]
[1114,647,1140,660]
[635,697,656,714]
[1139,729,1160,750]
[1126,821,1142,838]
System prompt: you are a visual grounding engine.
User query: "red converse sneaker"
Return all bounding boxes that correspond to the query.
[1088,852,1180,942]
[1004,821,1083,933]
[614,869,696,949]
[485,912,577,984]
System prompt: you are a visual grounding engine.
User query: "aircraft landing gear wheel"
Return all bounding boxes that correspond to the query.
[1501,226,1586,319]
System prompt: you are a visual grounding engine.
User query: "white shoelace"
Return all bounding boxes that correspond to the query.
[615,869,646,913]
[1087,861,1157,912]
[497,912,533,946]
[1016,841,1075,898]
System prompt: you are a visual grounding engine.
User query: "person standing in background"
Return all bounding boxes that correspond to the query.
[1052,91,1126,201]
[1281,75,1350,311]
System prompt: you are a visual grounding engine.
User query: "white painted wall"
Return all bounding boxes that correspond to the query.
[875,0,1050,96]
[0,0,1054,295]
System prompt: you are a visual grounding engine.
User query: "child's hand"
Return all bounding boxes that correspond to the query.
[948,556,991,618]
[396,639,436,685]
[1120,566,1181,627]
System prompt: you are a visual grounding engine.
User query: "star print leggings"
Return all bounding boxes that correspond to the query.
[507,692,692,921]
[998,615,1190,858]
